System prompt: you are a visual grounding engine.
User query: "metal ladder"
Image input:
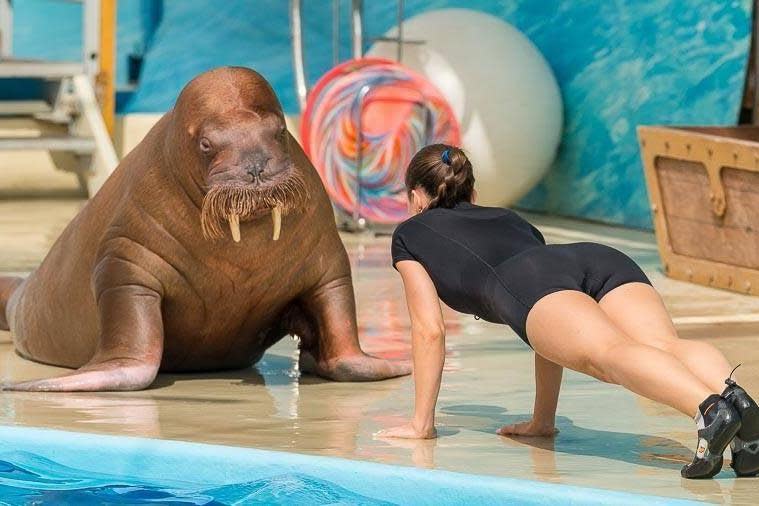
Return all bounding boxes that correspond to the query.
[0,0,117,196]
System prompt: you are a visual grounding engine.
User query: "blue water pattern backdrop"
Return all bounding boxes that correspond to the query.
[0,452,392,505]
[11,0,752,229]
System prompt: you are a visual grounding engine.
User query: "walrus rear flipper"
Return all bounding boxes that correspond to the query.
[0,276,23,331]
[4,281,164,392]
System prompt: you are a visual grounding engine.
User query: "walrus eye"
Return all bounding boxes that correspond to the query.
[199,137,213,154]
[276,127,287,143]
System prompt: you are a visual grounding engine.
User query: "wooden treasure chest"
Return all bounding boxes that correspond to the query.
[637,126,759,295]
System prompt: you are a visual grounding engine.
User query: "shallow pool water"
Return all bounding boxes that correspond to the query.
[0,426,700,506]
[0,455,391,505]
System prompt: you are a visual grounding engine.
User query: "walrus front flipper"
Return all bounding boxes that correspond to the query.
[0,276,23,331]
[5,283,164,392]
[300,277,411,382]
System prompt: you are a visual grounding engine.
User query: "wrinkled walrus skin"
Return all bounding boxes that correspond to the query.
[0,67,410,391]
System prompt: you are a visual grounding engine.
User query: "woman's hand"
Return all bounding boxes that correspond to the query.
[375,421,437,439]
[496,419,558,437]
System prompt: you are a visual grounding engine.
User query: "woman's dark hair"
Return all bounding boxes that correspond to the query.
[404,144,475,210]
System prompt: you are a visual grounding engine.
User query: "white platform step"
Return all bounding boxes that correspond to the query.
[0,100,53,116]
[0,60,85,79]
[0,135,95,154]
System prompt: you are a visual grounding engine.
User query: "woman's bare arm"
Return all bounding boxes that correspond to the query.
[497,352,562,437]
[375,260,445,439]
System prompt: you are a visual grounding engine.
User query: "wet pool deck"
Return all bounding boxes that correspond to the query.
[1,196,759,504]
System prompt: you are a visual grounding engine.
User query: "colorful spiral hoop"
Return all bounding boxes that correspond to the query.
[301,58,461,224]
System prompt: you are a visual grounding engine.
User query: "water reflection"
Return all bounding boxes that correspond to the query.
[441,404,692,472]
[375,437,438,469]
[0,349,402,459]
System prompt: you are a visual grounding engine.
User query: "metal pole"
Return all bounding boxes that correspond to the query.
[332,0,340,66]
[290,0,309,112]
[353,83,372,228]
[753,0,759,124]
[82,0,101,81]
[423,103,433,144]
[350,0,363,59]
[396,0,403,62]
[0,0,12,58]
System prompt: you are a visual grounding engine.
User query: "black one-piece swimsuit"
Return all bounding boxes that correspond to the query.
[391,202,651,345]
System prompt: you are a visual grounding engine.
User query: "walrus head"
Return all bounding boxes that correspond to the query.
[171,67,308,243]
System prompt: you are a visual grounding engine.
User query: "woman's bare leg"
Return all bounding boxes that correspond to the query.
[526,290,714,416]
[598,282,733,393]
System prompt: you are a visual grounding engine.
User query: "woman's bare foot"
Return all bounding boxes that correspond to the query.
[497,420,558,437]
[374,421,437,439]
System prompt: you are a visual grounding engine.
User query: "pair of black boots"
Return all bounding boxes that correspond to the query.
[681,377,759,479]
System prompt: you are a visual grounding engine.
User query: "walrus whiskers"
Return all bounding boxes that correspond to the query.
[201,172,307,241]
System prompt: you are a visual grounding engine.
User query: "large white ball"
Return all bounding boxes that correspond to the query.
[368,8,563,207]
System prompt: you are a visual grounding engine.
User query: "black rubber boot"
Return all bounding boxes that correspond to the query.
[681,395,741,479]
[722,379,759,477]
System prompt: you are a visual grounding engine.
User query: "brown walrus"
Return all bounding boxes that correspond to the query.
[0,66,410,391]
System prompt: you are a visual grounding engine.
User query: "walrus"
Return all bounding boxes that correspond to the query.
[0,66,410,391]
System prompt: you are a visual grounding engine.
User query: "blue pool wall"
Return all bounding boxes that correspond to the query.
[10,0,753,229]
[0,425,701,506]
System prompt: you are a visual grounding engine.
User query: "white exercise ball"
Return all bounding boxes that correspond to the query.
[368,8,563,207]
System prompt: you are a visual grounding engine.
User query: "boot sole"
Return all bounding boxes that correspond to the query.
[684,456,724,480]
[732,404,759,477]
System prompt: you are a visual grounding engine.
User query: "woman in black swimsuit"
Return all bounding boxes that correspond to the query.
[376,144,759,479]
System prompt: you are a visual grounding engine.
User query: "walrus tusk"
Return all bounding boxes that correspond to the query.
[272,206,282,241]
[229,213,241,242]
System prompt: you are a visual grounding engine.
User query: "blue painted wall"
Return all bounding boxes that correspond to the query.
[515,1,752,228]
[10,0,752,229]
[12,0,160,88]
